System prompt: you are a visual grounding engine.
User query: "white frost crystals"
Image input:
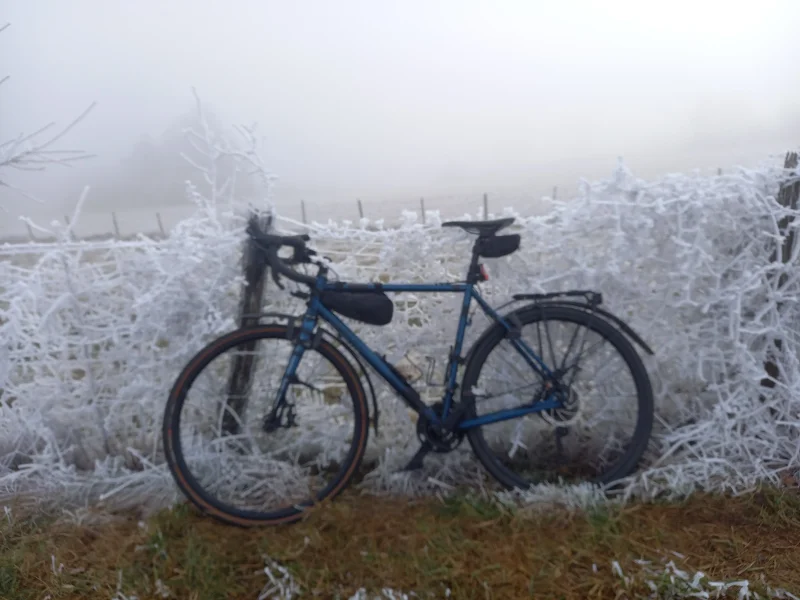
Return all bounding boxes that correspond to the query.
[1,145,800,514]
[613,554,800,599]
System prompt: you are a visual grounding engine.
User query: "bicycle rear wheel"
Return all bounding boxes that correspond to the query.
[162,324,369,526]
[462,304,653,489]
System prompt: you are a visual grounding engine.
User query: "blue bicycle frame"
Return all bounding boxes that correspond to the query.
[275,275,565,432]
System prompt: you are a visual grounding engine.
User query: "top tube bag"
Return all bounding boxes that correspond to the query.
[319,290,394,326]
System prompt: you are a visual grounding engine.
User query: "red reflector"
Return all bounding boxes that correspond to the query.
[479,264,489,280]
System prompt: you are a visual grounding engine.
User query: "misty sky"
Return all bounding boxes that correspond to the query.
[2,0,800,223]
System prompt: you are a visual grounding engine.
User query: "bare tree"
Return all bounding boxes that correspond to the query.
[0,22,96,208]
[73,95,267,211]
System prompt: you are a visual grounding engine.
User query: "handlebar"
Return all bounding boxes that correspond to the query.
[246,219,317,289]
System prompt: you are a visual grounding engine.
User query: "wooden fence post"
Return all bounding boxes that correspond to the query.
[111,212,121,238]
[156,212,166,237]
[301,199,307,226]
[761,151,800,396]
[420,197,426,225]
[357,199,364,219]
[776,152,800,272]
[63,215,74,241]
[222,210,272,436]
[483,193,489,219]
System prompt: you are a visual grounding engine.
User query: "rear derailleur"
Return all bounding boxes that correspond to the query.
[537,368,581,427]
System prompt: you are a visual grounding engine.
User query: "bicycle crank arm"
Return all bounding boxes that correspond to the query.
[397,444,431,473]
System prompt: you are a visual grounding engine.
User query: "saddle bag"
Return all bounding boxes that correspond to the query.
[478,234,520,258]
[319,290,394,326]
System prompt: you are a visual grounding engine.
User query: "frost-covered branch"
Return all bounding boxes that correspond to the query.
[0,22,96,206]
[1,80,799,517]
[0,102,97,173]
[180,87,277,211]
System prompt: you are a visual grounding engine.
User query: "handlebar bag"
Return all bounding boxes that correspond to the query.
[319,290,394,326]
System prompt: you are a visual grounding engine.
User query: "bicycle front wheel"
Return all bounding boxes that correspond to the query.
[462,304,653,489]
[162,324,369,526]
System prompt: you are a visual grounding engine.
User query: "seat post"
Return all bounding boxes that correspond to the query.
[465,238,484,284]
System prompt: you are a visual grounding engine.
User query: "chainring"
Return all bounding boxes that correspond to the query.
[416,401,465,453]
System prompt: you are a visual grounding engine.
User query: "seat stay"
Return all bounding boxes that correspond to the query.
[471,290,554,379]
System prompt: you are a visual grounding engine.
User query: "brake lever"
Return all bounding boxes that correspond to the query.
[270,265,285,290]
[264,247,285,290]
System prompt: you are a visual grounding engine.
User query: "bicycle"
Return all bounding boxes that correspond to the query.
[162,216,654,527]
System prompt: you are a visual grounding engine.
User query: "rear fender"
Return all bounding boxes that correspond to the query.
[514,298,654,356]
[463,292,653,371]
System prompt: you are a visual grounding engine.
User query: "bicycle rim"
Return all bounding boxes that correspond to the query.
[463,304,653,489]
[162,324,369,526]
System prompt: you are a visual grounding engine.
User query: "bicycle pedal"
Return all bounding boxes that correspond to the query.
[397,444,430,473]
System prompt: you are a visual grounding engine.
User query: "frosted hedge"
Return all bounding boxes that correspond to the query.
[1,155,799,514]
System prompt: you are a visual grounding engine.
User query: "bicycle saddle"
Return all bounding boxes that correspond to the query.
[441,217,515,236]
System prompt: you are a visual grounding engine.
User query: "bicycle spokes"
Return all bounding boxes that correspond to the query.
[174,335,360,514]
[468,313,644,483]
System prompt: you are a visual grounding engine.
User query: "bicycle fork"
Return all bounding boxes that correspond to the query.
[263,311,319,432]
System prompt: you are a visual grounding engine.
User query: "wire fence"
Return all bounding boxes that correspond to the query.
[0,191,550,245]
[0,169,730,245]
[0,204,195,246]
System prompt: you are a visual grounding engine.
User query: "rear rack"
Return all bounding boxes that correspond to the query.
[512,290,603,306]
[492,290,654,356]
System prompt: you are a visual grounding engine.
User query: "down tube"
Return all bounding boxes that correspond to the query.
[314,302,439,421]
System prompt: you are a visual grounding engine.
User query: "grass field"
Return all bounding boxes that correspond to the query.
[2,483,800,599]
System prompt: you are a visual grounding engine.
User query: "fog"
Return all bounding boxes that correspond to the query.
[2,0,800,233]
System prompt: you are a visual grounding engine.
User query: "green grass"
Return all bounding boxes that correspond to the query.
[2,485,800,599]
